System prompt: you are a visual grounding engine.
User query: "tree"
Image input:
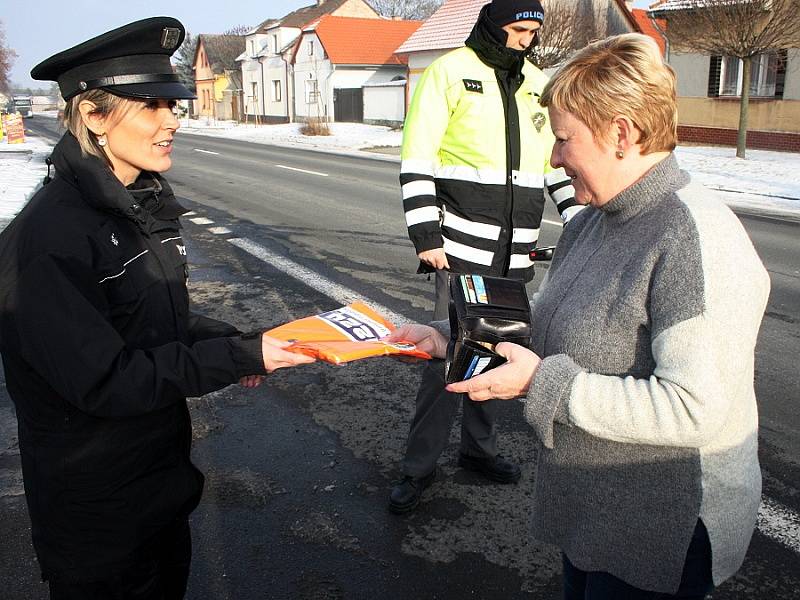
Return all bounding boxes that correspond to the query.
[651,0,800,158]
[173,27,248,94]
[368,0,443,20]
[0,20,18,94]
[174,31,197,94]
[528,0,600,70]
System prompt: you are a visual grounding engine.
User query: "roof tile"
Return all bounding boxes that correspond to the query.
[313,16,422,65]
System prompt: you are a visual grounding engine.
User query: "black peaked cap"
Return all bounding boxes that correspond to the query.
[31,16,196,101]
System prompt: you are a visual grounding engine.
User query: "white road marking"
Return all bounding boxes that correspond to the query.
[183,211,197,216]
[275,164,329,177]
[758,496,800,554]
[208,227,232,235]
[542,218,563,227]
[190,217,214,225]
[228,237,409,325]
[194,148,220,155]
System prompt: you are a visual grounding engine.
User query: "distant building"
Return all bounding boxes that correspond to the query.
[194,34,246,120]
[650,0,800,151]
[290,15,421,124]
[238,0,380,124]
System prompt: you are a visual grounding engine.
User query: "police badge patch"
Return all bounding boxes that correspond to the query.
[532,112,546,132]
[463,79,483,93]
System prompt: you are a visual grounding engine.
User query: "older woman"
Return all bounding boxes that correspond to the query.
[0,17,313,599]
[389,34,770,599]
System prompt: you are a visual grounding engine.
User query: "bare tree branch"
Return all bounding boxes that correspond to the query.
[368,0,443,20]
[655,0,800,58]
[651,0,800,157]
[529,0,600,69]
[0,20,18,94]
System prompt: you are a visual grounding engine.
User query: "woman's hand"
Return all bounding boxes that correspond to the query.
[384,324,448,359]
[261,334,316,372]
[239,375,264,388]
[446,342,542,401]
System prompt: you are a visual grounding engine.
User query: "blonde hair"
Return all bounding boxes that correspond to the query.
[62,89,129,167]
[540,33,677,154]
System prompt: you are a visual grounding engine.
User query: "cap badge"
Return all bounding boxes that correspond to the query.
[79,81,88,91]
[532,112,546,132]
[111,233,119,246]
[161,28,181,50]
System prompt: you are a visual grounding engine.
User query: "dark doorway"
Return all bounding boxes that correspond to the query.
[333,88,363,123]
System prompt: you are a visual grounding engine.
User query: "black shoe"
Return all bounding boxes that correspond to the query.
[388,470,436,514]
[458,453,521,484]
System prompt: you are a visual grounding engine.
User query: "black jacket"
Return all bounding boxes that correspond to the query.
[0,132,265,582]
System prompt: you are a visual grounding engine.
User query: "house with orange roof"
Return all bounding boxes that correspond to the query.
[395,0,640,99]
[631,8,667,56]
[291,15,421,123]
[649,0,800,151]
[239,0,380,124]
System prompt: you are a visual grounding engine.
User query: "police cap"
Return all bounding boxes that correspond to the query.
[31,16,196,101]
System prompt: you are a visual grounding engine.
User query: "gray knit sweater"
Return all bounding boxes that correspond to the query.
[524,154,770,593]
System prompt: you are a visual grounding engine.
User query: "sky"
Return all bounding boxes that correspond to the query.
[2,0,654,90]
[2,0,311,89]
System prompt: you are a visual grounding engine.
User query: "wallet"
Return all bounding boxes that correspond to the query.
[445,274,532,383]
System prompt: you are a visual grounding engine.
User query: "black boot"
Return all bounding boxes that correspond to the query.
[388,470,436,514]
[458,453,521,484]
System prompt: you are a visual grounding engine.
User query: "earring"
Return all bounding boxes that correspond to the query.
[616,150,624,159]
[97,135,107,147]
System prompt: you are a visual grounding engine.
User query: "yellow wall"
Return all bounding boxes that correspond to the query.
[333,0,380,18]
[678,97,800,133]
[213,75,229,102]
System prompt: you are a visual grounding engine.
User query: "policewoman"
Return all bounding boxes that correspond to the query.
[0,17,313,599]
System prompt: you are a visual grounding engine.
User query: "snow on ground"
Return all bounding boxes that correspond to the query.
[0,134,52,228]
[675,145,800,218]
[179,117,402,153]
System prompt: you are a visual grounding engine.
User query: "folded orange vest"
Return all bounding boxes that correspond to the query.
[266,302,431,364]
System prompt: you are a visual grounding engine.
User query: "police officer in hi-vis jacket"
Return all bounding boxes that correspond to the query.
[392,0,581,513]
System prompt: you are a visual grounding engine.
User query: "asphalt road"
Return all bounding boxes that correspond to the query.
[3,119,799,599]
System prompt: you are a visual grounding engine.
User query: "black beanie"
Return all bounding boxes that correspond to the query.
[487,0,545,27]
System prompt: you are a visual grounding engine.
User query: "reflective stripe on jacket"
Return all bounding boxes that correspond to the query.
[400,46,580,281]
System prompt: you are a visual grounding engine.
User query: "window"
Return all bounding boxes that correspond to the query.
[305,79,318,104]
[273,35,279,53]
[251,82,259,107]
[710,53,784,98]
[272,80,281,102]
[308,40,314,56]
[250,40,256,56]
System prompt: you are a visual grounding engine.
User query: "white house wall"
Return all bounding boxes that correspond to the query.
[332,67,405,89]
[264,56,290,118]
[670,53,710,98]
[293,33,334,120]
[364,85,406,123]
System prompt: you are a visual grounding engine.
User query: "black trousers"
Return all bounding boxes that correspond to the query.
[562,520,714,600]
[48,519,192,600]
[402,269,500,477]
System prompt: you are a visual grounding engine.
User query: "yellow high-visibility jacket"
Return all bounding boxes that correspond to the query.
[400,46,579,281]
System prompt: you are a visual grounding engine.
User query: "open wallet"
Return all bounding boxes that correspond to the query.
[445,274,532,383]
